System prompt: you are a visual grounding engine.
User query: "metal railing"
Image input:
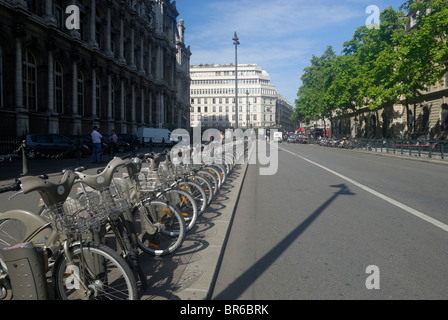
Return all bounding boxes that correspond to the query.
[354,139,448,160]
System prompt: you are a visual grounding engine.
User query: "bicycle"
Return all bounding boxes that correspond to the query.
[131,152,199,233]
[0,171,138,300]
[74,156,187,258]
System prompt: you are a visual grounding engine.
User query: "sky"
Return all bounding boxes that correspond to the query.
[175,0,407,106]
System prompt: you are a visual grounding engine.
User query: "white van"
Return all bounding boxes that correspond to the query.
[137,128,172,145]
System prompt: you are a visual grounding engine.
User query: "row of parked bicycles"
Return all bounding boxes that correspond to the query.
[316,137,355,149]
[0,141,246,300]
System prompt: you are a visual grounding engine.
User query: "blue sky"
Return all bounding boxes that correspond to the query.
[175,0,406,106]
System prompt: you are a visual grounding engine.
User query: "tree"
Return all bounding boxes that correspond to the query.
[394,0,448,135]
[294,46,336,130]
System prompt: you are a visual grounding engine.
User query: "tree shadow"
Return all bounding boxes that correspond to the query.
[212,183,355,300]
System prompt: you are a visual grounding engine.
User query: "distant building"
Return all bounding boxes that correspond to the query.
[190,64,285,131]
[0,0,191,137]
[275,95,295,132]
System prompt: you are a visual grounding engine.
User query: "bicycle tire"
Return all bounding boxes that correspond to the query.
[188,175,214,206]
[205,165,223,189]
[197,170,218,195]
[53,242,139,300]
[162,189,198,233]
[178,180,207,217]
[109,218,147,290]
[132,200,186,256]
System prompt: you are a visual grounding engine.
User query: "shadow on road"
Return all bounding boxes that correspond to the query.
[213,183,355,300]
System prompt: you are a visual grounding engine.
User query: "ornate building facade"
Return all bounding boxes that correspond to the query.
[189,64,281,131]
[0,0,191,137]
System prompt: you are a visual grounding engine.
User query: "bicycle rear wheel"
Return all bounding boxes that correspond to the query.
[53,242,139,300]
[133,200,186,256]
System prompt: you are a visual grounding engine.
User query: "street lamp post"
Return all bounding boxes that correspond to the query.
[246,90,250,129]
[233,32,240,129]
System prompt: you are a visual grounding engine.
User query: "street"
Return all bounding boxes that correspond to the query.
[212,143,448,300]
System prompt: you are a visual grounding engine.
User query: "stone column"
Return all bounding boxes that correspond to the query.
[71,59,82,135]
[15,35,29,137]
[45,0,57,26]
[89,0,99,49]
[130,21,136,70]
[105,1,113,57]
[91,68,97,118]
[119,10,126,64]
[47,49,59,133]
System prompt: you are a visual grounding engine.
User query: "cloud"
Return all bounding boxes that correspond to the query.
[178,0,401,105]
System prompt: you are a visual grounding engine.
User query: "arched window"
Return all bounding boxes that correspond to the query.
[23,50,38,111]
[77,69,84,116]
[55,61,64,114]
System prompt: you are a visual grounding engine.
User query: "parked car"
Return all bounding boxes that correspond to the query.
[287,135,299,143]
[25,134,89,159]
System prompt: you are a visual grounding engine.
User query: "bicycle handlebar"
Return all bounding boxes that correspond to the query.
[0,181,21,194]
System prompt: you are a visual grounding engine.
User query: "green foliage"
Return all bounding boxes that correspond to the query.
[293,0,448,129]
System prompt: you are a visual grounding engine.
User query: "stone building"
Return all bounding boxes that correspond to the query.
[0,0,191,137]
[190,64,285,131]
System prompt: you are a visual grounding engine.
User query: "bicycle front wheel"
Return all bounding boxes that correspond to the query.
[133,200,186,256]
[53,242,139,300]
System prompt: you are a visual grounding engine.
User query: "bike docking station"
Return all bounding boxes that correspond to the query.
[1,242,49,300]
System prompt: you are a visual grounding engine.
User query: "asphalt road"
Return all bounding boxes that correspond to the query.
[212,142,448,300]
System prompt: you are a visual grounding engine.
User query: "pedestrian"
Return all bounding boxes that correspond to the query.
[109,129,118,158]
[149,137,153,152]
[91,126,103,163]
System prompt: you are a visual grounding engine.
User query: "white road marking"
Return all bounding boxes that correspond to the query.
[278,145,448,233]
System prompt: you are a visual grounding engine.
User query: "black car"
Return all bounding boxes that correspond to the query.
[25,134,89,159]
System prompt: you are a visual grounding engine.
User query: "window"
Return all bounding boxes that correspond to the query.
[55,61,64,114]
[23,50,38,110]
[77,69,84,116]
[445,73,448,88]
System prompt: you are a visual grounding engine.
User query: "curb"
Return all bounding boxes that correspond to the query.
[170,158,250,300]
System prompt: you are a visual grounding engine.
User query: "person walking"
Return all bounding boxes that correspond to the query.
[109,129,118,158]
[91,126,103,163]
